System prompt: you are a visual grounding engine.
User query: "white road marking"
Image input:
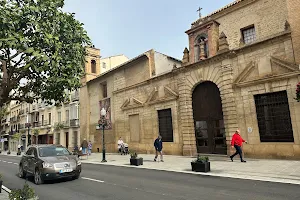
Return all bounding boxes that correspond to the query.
[7,162,12,164]
[13,163,18,165]
[81,177,104,183]
[2,160,7,162]
[2,185,12,193]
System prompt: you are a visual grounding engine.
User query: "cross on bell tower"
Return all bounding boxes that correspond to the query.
[197,7,203,18]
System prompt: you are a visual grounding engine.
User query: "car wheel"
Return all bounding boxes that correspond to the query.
[19,164,26,178]
[34,169,44,185]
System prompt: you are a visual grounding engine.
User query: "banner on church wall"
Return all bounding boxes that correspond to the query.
[99,98,112,130]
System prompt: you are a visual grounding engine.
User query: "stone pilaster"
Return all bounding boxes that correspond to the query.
[178,74,197,156]
[220,60,239,155]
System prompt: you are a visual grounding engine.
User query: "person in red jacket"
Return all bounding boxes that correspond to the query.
[230,129,247,162]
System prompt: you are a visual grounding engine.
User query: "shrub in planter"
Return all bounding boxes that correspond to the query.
[130,152,143,166]
[0,174,2,193]
[191,155,210,172]
[9,182,38,200]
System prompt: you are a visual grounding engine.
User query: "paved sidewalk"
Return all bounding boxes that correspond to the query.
[0,188,9,200]
[80,153,300,185]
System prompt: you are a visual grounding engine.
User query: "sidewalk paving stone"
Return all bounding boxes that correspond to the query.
[0,189,9,200]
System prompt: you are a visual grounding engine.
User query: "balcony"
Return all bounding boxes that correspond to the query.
[71,91,79,101]
[63,120,70,127]
[10,116,17,122]
[33,121,41,128]
[19,124,25,129]
[70,119,79,127]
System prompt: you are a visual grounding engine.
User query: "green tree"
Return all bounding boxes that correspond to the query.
[0,0,91,107]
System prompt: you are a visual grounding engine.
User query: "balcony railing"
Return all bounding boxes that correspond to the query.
[19,124,25,129]
[70,119,79,127]
[33,121,41,128]
[71,91,79,101]
[63,120,70,127]
[10,116,17,122]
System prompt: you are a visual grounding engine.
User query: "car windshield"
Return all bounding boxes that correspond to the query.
[38,146,71,157]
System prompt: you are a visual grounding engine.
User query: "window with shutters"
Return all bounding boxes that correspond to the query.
[158,109,173,142]
[254,91,294,142]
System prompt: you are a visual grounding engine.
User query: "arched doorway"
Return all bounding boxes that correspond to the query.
[192,81,227,154]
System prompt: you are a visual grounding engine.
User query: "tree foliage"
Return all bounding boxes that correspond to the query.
[0,0,91,107]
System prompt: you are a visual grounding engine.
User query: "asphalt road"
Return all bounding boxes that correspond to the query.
[0,155,300,200]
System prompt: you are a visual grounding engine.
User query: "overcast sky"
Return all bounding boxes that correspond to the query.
[63,0,233,59]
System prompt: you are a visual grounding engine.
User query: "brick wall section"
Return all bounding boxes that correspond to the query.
[287,0,300,63]
[217,0,288,49]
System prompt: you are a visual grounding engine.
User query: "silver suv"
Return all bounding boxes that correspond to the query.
[19,144,82,185]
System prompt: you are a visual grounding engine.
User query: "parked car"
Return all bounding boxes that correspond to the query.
[19,144,81,185]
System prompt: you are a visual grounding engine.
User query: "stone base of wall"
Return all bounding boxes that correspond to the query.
[243,144,300,160]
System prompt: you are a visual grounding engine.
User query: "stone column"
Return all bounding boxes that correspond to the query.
[178,74,197,156]
[199,41,206,60]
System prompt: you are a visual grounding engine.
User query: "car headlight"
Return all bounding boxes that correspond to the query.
[77,160,81,166]
[42,162,53,168]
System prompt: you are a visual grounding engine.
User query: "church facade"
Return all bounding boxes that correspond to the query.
[81,0,300,159]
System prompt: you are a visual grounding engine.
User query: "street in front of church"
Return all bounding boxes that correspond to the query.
[1,154,300,200]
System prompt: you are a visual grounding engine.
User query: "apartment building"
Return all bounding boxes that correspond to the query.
[0,47,128,151]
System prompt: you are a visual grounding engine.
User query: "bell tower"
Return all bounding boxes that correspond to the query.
[81,45,101,86]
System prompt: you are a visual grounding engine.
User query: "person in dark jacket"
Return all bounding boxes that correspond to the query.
[81,138,88,155]
[154,135,163,162]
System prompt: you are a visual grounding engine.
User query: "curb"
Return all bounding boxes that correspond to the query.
[81,160,300,185]
[1,185,11,193]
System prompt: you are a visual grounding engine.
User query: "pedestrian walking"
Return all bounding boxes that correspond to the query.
[88,141,92,155]
[154,135,163,162]
[230,129,247,162]
[81,138,88,155]
[117,137,124,153]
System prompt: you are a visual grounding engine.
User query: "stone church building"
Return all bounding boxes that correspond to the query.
[81,0,300,159]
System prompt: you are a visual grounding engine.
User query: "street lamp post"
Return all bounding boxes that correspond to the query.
[99,108,107,162]
[25,123,31,147]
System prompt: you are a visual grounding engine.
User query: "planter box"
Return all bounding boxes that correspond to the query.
[191,162,210,172]
[130,158,143,166]
[0,180,2,193]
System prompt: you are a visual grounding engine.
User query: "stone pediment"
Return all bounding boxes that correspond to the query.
[233,56,300,87]
[121,97,144,110]
[146,86,178,105]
